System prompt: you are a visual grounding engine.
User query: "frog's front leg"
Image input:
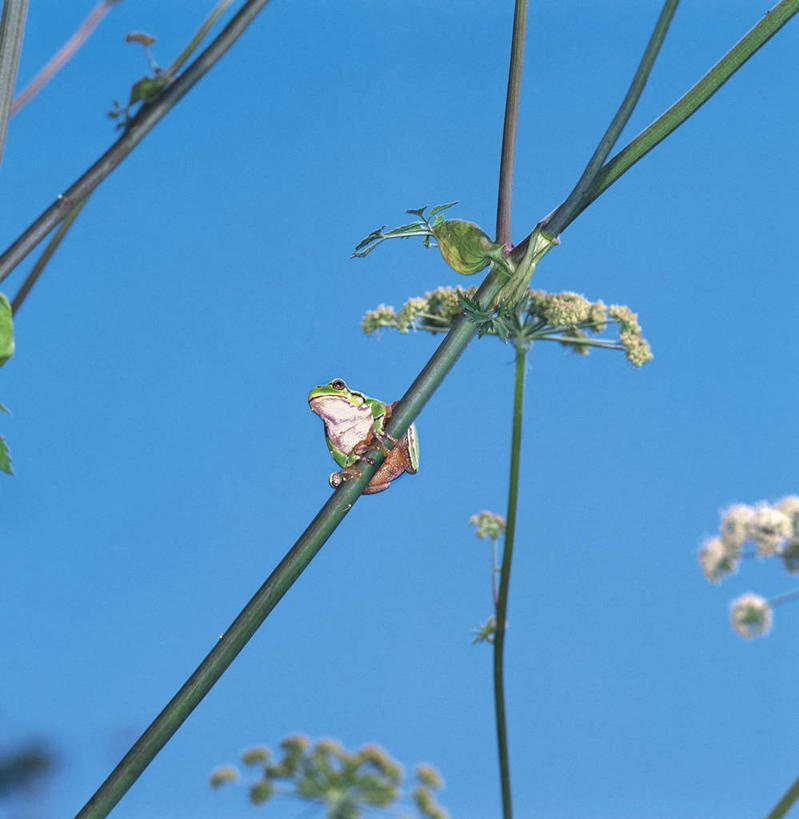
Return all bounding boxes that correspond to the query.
[328,467,391,494]
[328,465,362,489]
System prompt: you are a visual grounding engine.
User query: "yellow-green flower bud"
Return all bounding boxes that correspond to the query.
[241,746,270,765]
[249,779,274,804]
[416,764,444,790]
[209,765,239,788]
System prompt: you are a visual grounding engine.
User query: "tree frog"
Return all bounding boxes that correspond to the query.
[308,379,419,494]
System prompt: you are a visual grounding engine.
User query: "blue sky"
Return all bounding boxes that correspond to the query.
[2,1,799,817]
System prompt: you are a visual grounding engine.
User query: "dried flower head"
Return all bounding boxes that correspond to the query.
[730,593,772,639]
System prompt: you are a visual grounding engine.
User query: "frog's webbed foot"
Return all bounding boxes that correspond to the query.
[328,465,363,489]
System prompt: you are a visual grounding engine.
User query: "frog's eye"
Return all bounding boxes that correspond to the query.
[331,379,346,390]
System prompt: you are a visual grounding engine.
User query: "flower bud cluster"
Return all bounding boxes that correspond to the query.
[469,510,506,541]
[698,496,799,638]
[211,735,447,817]
[608,305,653,366]
[362,287,475,335]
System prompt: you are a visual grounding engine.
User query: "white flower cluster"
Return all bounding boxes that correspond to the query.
[698,496,799,638]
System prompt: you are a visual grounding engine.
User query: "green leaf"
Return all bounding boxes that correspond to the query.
[382,221,427,238]
[352,222,432,258]
[0,402,7,413]
[0,433,11,474]
[354,226,385,249]
[405,206,428,218]
[0,293,14,367]
[428,201,458,218]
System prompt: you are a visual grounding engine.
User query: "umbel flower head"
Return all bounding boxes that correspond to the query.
[363,286,652,367]
[211,736,447,818]
[699,496,798,638]
[698,536,738,584]
[747,505,792,556]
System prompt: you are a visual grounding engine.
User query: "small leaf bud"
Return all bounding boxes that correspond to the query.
[432,220,498,275]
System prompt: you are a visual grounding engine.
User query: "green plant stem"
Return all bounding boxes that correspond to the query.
[493,342,528,819]
[74,264,508,819]
[541,0,678,236]
[165,0,234,79]
[768,588,799,608]
[511,0,799,262]
[495,0,528,246]
[11,197,89,314]
[0,0,273,286]
[0,0,28,169]
[765,775,799,819]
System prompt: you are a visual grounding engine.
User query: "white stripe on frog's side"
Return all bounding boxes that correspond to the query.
[309,394,375,456]
[406,423,419,472]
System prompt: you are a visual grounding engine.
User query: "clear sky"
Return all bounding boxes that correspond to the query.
[3,1,799,818]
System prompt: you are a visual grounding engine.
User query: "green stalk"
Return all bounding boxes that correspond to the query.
[576,0,799,228]
[11,197,89,314]
[493,342,528,819]
[765,775,799,819]
[74,265,508,819]
[541,0,678,236]
[495,0,529,246]
[0,0,274,285]
[0,0,27,169]
[165,0,234,79]
[511,0,799,261]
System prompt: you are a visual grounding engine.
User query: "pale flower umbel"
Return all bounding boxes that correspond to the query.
[719,504,754,552]
[747,505,792,556]
[730,593,772,639]
[698,536,738,583]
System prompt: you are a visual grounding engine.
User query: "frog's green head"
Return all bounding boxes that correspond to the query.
[307,378,363,406]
